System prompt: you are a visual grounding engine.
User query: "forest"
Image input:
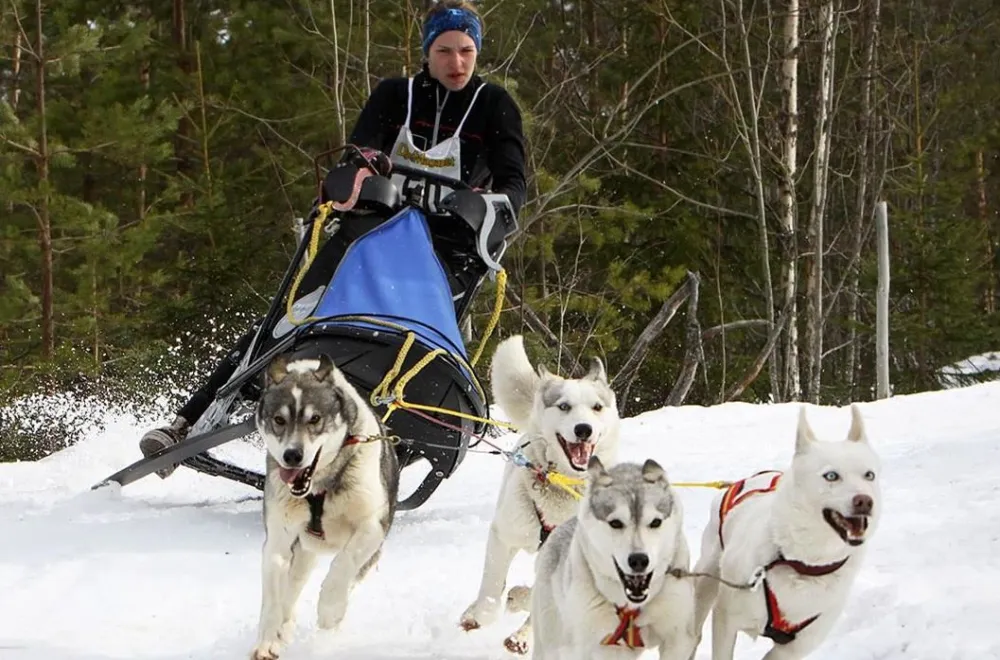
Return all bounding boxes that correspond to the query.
[2,0,998,459]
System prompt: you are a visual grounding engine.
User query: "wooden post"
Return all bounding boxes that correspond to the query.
[875,201,890,399]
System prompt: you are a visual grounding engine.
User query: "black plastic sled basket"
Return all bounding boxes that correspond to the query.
[93,148,519,511]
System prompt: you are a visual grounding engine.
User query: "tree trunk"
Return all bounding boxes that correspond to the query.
[329,0,345,145]
[846,0,881,398]
[778,0,801,401]
[976,149,995,314]
[727,0,780,402]
[804,0,839,403]
[33,0,53,361]
[8,29,22,216]
[139,53,150,220]
[614,272,697,406]
[875,201,890,399]
[11,30,21,110]
[172,0,194,208]
[362,0,371,97]
[664,272,703,407]
[194,40,212,200]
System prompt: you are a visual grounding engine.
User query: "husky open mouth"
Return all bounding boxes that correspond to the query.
[613,558,653,604]
[823,508,869,546]
[278,448,322,498]
[555,433,595,471]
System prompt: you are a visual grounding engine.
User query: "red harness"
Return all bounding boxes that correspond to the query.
[533,502,556,547]
[718,471,848,645]
[717,470,783,546]
[601,605,644,649]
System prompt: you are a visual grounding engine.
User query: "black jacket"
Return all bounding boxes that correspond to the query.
[348,65,527,215]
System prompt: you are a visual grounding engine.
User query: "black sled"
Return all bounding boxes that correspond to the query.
[93,147,518,511]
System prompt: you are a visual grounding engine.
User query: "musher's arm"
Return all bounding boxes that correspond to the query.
[484,88,527,217]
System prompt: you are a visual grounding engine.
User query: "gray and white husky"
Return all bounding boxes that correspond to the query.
[531,456,698,660]
[459,334,621,654]
[689,405,882,660]
[250,353,399,660]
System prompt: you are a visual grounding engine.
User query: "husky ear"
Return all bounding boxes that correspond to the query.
[314,353,335,382]
[587,455,613,487]
[846,403,868,443]
[795,406,818,455]
[336,386,359,434]
[641,459,666,484]
[536,362,554,379]
[585,356,608,384]
[266,354,290,386]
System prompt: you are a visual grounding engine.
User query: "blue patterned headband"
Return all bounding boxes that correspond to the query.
[422,7,483,55]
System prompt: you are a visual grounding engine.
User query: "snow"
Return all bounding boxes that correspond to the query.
[939,351,1000,388]
[2,382,1000,659]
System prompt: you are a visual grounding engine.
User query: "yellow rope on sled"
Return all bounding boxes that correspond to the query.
[275,200,513,434]
[285,201,334,327]
[370,332,417,409]
[469,268,507,367]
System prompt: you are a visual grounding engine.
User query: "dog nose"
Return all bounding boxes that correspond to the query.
[283,447,304,466]
[574,423,593,440]
[627,552,649,573]
[852,494,873,515]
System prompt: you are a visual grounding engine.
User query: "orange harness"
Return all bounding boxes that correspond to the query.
[717,470,783,545]
[718,470,848,645]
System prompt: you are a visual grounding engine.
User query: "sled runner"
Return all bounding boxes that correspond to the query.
[93,146,518,511]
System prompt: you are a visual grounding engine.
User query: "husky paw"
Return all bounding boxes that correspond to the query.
[249,640,282,660]
[317,601,347,631]
[505,585,531,613]
[503,631,530,655]
[459,598,500,631]
[277,619,295,643]
[459,614,481,631]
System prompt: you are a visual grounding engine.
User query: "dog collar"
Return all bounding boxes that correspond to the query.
[343,435,365,447]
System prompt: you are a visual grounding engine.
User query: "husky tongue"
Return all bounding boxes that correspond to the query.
[566,441,594,469]
[278,467,305,484]
[843,515,868,537]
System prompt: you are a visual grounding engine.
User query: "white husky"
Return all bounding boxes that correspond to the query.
[531,456,698,660]
[459,335,621,653]
[689,404,882,660]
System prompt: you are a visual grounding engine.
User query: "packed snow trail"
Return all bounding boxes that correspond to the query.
[1,383,999,659]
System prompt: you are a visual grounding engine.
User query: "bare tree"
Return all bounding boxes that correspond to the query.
[613,272,700,405]
[777,0,800,401]
[803,0,841,403]
[844,0,882,396]
[362,0,371,97]
[172,0,194,208]
[329,0,346,145]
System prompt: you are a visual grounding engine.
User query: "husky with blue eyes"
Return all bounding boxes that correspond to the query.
[689,405,883,660]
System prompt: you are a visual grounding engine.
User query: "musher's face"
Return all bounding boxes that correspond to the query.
[428,31,478,91]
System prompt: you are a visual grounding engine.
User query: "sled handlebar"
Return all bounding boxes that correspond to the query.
[388,162,473,191]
